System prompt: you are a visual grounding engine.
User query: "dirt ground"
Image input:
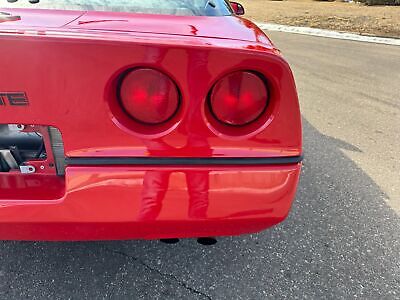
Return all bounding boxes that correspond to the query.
[240,0,400,38]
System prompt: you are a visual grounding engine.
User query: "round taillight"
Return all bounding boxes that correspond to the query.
[209,71,268,126]
[119,69,180,125]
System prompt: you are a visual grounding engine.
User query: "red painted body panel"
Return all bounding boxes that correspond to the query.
[0,8,84,28]
[0,33,299,157]
[0,165,300,240]
[0,9,272,44]
[0,8,302,240]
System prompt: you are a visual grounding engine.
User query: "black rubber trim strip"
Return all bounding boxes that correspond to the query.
[65,156,303,166]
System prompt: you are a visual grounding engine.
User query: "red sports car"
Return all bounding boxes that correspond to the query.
[0,0,302,241]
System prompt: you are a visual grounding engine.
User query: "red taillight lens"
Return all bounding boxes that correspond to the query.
[119,69,180,125]
[209,71,268,126]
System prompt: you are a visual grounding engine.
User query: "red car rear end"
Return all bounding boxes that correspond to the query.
[0,2,302,241]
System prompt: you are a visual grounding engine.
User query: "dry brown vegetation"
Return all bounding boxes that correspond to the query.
[240,0,400,38]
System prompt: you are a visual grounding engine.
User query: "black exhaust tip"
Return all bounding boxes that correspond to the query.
[160,238,180,244]
[197,237,217,246]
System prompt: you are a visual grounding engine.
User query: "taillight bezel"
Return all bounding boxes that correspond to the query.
[117,68,181,125]
[207,71,270,127]
[108,66,184,139]
[204,70,275,139]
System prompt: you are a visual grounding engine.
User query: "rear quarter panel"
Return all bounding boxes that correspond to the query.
[0,29,301,158]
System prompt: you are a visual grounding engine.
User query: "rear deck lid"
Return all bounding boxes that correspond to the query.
[0,8,83,28]
[0,8,270,44]
[67,11,266,43]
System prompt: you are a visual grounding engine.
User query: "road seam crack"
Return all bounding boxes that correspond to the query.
[103,247,212,300]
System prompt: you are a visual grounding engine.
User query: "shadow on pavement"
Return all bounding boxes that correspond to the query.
[0,119,399,299]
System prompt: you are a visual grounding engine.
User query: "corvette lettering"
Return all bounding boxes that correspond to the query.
[0,92,29,106]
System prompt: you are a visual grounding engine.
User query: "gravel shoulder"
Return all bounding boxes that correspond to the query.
[241,0,400,38]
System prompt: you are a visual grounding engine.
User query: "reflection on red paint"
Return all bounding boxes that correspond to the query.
[138,170,209,221]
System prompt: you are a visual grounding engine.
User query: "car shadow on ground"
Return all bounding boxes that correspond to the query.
[0,119,399,299]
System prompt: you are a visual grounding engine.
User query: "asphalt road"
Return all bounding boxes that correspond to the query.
[0,32,399,299]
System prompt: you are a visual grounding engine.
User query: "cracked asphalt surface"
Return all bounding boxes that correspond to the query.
[0,32,399,299]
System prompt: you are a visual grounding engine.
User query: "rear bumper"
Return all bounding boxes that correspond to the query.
[0,163,301,241]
